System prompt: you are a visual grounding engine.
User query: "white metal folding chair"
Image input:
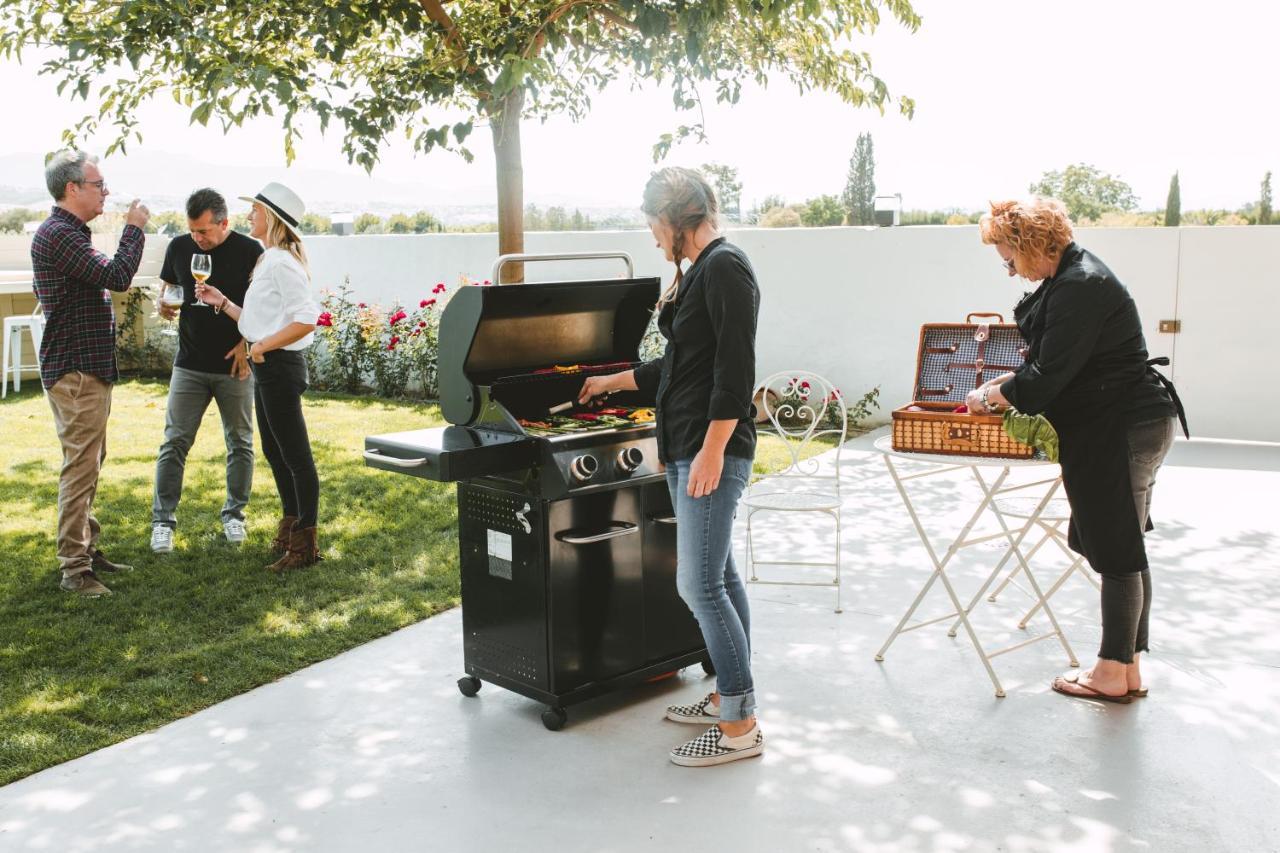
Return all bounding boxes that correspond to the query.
[2,299,44,398]
[742,371,848,612]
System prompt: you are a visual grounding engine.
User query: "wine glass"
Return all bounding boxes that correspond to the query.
[158,283,184,337]
[190,254,212,307]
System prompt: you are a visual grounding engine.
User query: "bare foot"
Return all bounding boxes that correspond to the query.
[1127,656,1146,694]
[1054,666,1128,698]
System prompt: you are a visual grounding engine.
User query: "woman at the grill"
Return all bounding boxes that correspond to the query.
[578,167,762,767]
[195,182,323,572]
[966,198,1186,704]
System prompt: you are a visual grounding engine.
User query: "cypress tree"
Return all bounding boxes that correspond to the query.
[1260,171,1273,225]
[842,133,876,225]
[1164,172,1181,227]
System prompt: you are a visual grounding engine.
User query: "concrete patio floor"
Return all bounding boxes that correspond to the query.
[2,427,1277,852]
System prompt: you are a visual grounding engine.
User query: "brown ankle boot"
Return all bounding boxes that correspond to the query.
[270,516,299,556]
[266,525,320,573]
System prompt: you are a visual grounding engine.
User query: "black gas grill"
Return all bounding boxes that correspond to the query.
[364,253,708,730]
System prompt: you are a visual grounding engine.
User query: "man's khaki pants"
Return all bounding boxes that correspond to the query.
[47,372,112,578]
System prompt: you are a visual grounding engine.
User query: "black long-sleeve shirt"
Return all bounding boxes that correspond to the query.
[633,238,760,463]
[999,242,1174,428]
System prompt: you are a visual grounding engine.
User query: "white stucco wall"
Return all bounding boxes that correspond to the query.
[301,225,1278,442]
[4,225,1276,441]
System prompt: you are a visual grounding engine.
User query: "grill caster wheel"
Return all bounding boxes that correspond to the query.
[701,657,716,676]
[457,676,481,697]
[542,707,567,731]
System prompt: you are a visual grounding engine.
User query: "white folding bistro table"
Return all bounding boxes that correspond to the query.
[873,435,1079,697]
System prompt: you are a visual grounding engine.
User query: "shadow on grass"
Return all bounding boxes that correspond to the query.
[0,405,461,786]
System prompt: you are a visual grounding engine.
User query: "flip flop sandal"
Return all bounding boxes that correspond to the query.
[1052,673,1133,704]
[1128,687,1149,698]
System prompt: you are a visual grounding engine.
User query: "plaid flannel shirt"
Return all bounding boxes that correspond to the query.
[31,207,145,389]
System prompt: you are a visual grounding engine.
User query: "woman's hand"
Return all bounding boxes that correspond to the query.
[965,388,989,414]
[248,341,268,364]
[577,374,617,405]
[196,282,224,308]
[687,448,724,498]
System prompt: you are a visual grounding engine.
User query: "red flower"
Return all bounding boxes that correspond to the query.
[387,335,400,351]
[423,298,436,309]
[418,320,427,328]
[420,299,429,308]
[433,282,446,293]
[482,279,491,285]
[357,302,367,308]
[316,312,333,327]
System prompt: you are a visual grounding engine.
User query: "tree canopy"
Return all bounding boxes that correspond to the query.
[1,0,920,261]
[1030,163,1137,223]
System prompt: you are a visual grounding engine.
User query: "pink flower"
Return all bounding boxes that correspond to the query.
[482,279,491,286]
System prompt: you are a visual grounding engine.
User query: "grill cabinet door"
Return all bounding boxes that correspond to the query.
[547,488,646,693]
[641,482,705,662]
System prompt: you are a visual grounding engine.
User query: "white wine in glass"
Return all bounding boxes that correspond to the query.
[159,284,183,337]
[190,254,212,307]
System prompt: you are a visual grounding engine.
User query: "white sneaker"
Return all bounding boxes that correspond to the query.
[223,518,247,545]
[665,693,720,724]
[670,724,764,767]
[150,525,174,554]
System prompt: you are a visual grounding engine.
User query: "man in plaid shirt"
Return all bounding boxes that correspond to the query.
[32,150,150,597]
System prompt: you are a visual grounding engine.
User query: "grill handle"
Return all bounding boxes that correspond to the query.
[491,252,636,285]
[363,448,429,468]
[554,522,639,545]
[648,515,678,525]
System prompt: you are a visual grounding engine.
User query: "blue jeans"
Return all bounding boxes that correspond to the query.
[666,454,756,721]
[152,365,255,528]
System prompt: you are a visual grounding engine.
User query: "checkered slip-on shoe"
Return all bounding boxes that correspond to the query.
[665,693,720,724]
[670,725,764,767]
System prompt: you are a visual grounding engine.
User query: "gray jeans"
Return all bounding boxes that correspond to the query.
[151,365,254,528]
[1097,416,1177,663]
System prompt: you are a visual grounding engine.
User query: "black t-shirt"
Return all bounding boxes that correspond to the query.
[160,231,263,374]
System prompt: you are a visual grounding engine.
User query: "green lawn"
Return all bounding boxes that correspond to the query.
[0,379,836,785]
[0,380,460,786]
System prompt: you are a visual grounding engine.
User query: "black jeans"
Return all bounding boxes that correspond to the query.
[1097,416,1176,663]
[251,351,319,528]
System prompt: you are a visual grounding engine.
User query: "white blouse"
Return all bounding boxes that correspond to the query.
[238,248,321,350]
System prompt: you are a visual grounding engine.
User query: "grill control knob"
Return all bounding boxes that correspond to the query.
[569,454,598,483]
[616,446,643,474]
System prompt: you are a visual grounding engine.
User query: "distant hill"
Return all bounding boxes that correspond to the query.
[0,151,641,226]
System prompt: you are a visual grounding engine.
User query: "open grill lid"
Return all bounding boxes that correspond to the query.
[439,252,660,426]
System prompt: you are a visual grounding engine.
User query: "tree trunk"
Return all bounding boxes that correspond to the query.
[490,88,525,282]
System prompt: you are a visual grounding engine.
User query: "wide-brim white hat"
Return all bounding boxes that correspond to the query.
[239,181,305,240]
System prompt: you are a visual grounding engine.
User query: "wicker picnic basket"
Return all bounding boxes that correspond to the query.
[891,312,1034,459]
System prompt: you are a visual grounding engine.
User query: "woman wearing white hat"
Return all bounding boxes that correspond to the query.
[197,182,323,571]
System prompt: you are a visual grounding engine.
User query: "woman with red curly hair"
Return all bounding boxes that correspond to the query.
[967,198,1187,704]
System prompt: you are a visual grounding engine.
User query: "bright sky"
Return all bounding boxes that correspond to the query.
[1,0,1275,214]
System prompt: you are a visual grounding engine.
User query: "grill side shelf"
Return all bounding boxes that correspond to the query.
[363,426,537,482]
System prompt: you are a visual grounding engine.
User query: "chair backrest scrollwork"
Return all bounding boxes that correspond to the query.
[752,370,847,493]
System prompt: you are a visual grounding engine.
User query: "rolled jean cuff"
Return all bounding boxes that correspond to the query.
[717,689,756,722]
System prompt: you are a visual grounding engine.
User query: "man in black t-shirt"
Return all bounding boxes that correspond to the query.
[150,188,264,553]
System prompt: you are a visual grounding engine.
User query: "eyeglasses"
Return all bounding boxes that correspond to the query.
[1001,255,1017,273]
[77,179,107,193]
